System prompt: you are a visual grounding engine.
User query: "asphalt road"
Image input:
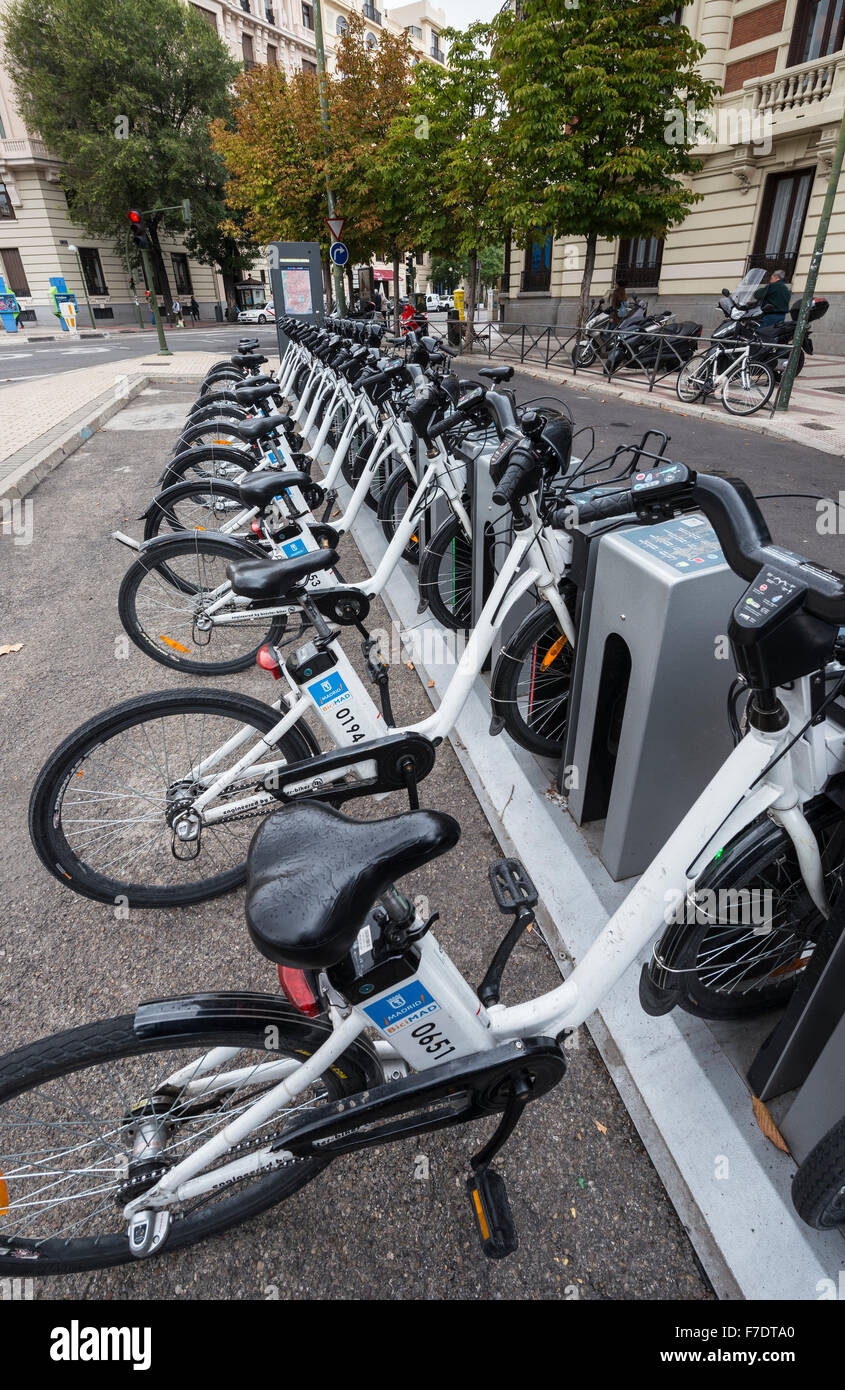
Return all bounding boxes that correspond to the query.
[457,361,845,571]
[0,383,712,1302]
[0,322,280,385]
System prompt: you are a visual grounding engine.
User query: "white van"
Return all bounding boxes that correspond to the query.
[425,292,441,312]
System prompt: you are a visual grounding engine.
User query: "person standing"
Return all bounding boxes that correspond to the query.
[172,297,184,328]
[608,276,629,325]
[189,296,200,324]
[753,268,791,329]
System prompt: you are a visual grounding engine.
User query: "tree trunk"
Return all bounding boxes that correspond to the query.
[465,248,478,355]
[322,258,333,313]
[577,233,597,340]
[346,264,354,309]
[391,242,401,336]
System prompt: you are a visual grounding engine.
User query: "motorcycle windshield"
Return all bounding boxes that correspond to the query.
[730,268,766,307]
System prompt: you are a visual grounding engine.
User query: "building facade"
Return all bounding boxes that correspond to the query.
[0,0,447,330]
[504,0,845,354]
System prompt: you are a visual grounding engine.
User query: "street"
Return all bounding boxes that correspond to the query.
[0,382,713,1300]
[0,322,280,385]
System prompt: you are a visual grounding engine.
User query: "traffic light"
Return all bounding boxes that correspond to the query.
[127,208,149,250]
[406,254,415,286]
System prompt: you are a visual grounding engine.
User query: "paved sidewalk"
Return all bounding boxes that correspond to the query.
[0,351,278,500]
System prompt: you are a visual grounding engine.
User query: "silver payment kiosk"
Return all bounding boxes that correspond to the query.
[563,514,747,880]
[268,241,325,353]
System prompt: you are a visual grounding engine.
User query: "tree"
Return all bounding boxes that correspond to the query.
[490,0,719,328]
[387,24,508,349]
[2,0,240,308]
[329,17,418,332]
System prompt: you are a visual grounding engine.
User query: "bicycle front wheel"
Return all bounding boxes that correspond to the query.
[29,689,314,906]
[143,479,250,540]
[490,600,574,758]
[721,360,774,416]
[418,513,473,632]
[377,465,425,564]
[0,1011,365,1275]
[118,536,287,675]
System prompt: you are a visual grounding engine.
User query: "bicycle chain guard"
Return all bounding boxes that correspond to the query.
[264,731,437,808]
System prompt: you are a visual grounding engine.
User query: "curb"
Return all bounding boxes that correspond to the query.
[0,368,209,503]
[480,356,844,460]
[318,436,845,1301]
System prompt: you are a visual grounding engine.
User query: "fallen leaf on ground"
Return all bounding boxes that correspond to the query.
[593,1119,607,1135]
[0,643,23,656]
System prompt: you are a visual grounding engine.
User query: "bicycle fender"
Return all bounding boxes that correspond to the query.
[141,477,242,521]
[133,991,383,1089]
[137,529,267,559]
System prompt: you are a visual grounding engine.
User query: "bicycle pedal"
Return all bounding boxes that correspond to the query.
[488,858,538,914]
[467,1168,518,1260]
[128,1208,171,1260]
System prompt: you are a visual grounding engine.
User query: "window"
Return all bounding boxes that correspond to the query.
[366,30,377,47]
[242,33,256,67]
[191,3,218,30]
[617,236,664,287]
[521,229,552,292]
[302,59,317,72]
[336,14,348,34]
[266,42,278,64]
[0,247,30,296]
[79,247,107,296]
[302,2,314,28]
[171,253,193,296]
[0,180,14,220]
[750,168,814,281]
[789,0,845,65]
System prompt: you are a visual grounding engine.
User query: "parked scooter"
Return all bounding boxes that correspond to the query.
[603,303,674,375]
[752,295,829,380]
[634,319,703,374]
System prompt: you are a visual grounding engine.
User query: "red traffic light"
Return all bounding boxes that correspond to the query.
[128,209,143,224]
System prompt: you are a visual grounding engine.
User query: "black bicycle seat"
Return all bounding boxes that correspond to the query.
[226,548,338,599]
[238,472,310,509]
[245,802,460,967]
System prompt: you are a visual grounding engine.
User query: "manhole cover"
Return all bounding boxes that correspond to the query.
[803,422,833,431]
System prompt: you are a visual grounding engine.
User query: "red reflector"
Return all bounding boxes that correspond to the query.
[250,520,262,534]
[257,644,282,678]
[278,966,319,1017]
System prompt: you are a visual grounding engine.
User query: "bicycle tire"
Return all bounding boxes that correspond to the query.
[490,600,574,758]
[159,445,257,490]
[721,360,775,416]
[660,796,845,1019]
[143,478,249,541]
[377,465,424,565]
[676,351,712,403]
[118,535,287,675]
[29,689,314,906]
[0,1011,367,1274]
[792,1115,845,1229]
[417,512,473,633]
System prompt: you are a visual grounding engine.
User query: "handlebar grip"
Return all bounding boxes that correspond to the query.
[492,460,530,507]
[426,412,454,441]
[572,489,634,524]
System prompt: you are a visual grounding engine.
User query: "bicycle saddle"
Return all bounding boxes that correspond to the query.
[238,471,310,509]
[226,548,338,599]
[232,352,267,368]
[478,365,514,383]
[235,381,282,405]
[236,412,288,442]
[245,802,461,968]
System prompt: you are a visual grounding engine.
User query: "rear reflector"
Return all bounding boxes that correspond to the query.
[277,966,319,1017]
[257,644,282,678]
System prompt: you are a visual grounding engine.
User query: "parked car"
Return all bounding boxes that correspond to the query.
[438,293,454,311]
[237,301,275,325]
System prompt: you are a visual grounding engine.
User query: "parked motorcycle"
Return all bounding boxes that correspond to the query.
[603,305,675,375]
[634,320,703,374]
[752,296,829,380]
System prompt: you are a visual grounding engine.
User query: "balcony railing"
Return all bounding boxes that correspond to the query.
[265,7,276,22]
[747,250,799,282]
[405,23,422,37]
[746,52,842,116]
[430,43,444,61]
[363,3,381,24]
[0,136,55,164]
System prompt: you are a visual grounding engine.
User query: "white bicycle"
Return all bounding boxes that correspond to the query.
[8,464,845,1271]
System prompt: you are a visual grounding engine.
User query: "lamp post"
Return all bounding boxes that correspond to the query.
[67,245,97,330]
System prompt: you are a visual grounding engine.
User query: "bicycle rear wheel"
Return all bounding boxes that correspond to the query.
[721,360,774,416]
[490,600,574,758]
[377,465,424,564]
[0,1011,366,1274]
[676,351,712,403]
[418,513,473,632]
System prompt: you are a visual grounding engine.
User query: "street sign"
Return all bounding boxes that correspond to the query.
[329,241,349,267]
[325,216,346,241]
[59,300,78,332]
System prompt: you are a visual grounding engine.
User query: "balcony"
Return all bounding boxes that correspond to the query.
[745,51,845,120]
[265,6,276,21]
[363,3,381,24]
[0,136,58,168]
[430,43,444,61]
[747,250,799,282]
[405,23,422,37]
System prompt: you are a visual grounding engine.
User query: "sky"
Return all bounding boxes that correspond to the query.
[385,0,501,29]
